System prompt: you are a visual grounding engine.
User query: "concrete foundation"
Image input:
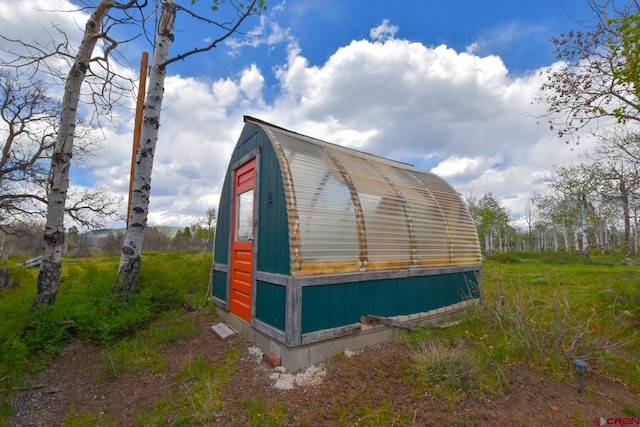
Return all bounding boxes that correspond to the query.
[215,302,471,372]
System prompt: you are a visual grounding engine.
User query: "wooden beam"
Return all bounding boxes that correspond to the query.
[127,51,148,226]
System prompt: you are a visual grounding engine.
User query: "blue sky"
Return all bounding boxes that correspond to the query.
[171,1,594,71]
[167,1,595,102]
[266,1,592,73]
[0,0,601,228]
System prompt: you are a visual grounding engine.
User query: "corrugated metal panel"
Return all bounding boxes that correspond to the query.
[247,117,481,277]
[270,131,361,275]
[213,180,231,267]
[412,171,482,265]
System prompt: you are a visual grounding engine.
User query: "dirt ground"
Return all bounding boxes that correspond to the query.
[8,311,640,426]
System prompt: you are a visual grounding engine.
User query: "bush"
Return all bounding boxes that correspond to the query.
[473,264,636,372]
[411,342,478,405]
[21,306,73,356]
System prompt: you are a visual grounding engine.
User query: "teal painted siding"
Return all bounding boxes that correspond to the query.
[301,272,480,333]
[255,281,286,331]
[213,123,290,277]
[254,131,290,276]
[213,173,232,266]
[213,124,262,267]
[212,270,227,301]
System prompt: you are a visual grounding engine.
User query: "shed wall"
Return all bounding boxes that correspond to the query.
[212,117,483,355]
[255,281,286,331]
[213,123,291,278]
[253,130,290,276]
[212,270,227,301]
[300,271,479,334]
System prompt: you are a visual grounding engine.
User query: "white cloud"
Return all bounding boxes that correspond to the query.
[1,1,593,228]
[432,154,504,180]
[467,21,547,58]
[0,1,86,44]
[370,19,398,42]
[212,78,240,107]
[239,64,265,104]
[266,35,590,218]
[225,3,297,52]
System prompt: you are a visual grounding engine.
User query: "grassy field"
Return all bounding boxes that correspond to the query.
[0,252,213,414]
[0,250,639,423]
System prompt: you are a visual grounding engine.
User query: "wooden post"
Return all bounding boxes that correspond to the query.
[127,51,149,226]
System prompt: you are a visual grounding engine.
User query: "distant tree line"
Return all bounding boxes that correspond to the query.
[467,131,640,257]
[0,208,216,260]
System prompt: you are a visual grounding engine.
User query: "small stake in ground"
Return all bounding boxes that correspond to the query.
[572,359,588,393]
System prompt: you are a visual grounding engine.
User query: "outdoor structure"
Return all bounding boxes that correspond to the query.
[211,116,482,370]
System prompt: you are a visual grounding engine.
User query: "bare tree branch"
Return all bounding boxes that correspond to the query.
[538,1,640,142]
[0,69,121,234]
[164,0,262,66]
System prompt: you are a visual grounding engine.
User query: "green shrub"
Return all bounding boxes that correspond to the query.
[21,306,73,356]
[411,342,478,405]
[473,260,639,383]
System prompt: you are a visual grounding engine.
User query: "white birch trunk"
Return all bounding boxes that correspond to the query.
[580,198,590,258]
[116,0,175,295]
[633,209,638,255]
[33,0,114,310]
[621,187,632,256]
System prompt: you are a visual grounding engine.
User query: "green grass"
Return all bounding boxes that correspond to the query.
[335,400,412,426]
[624,404,640,417]
[101,337,167,378]
[2,250,640,424]
[133,348,241,425]
[243,398,288,427]
[100,311,201,378]
[0,251,213,419]
[481,257,639,370]
[62,409,117,427]
[404,252,640,404]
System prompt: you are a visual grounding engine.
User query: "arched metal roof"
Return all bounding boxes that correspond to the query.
[246,116,481,277]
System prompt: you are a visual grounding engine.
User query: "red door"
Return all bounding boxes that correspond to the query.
[229,159,256,322]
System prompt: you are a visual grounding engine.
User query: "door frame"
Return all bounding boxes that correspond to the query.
[225,148,260,323]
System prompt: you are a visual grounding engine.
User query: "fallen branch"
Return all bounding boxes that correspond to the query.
[17,383,46,391]
[361,314,418,331]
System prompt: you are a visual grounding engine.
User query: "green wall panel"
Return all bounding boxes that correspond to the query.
[212,270,227,301]
[255,280,286,331]
[213,174,231,265]
[301,271,480,333]
[255,131,290,276]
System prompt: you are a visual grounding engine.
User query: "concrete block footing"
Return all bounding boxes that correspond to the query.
[214,303,471,372]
